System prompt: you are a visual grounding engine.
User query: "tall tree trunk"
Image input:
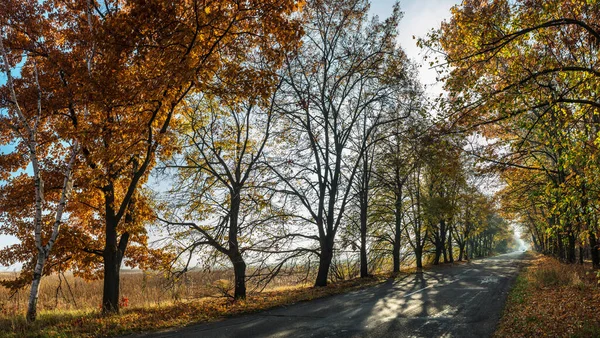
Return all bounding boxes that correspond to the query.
[557,232,564,261]
[415,246,423,270]
[26,253,46,322]
[360,190,368,278]
[392,193,402,272]
[590,232,600,269]
[360,220,368,278]
[26,145,76,322]
[392,239,401,272]
[228,187,246,298]
[315,239,333,286]
[103,239,120,314]
[440,220,448,263]
[567,229,576,264]
[231,253,247,299]
[433,234,441,265]
[447,228,454,263]
[102,192,130,314]
[392,180,403,273]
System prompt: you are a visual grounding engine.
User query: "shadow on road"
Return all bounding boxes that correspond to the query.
[136,252,528,338]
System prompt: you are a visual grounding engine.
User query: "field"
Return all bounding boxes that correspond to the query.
[0,268,315,316]
[0,264,393,337]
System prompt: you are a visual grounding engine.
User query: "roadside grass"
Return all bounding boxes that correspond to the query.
[494,253,600,338]
[0,274,391,338]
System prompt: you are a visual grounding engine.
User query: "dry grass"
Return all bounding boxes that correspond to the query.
[0,269,392,338]
[495,253,600,338]
[0,268,312,317]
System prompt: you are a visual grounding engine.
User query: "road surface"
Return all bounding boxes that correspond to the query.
[136,251,527,338]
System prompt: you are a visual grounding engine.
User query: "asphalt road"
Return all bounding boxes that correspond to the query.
[137,251,527,338]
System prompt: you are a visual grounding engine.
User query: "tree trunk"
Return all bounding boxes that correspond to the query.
[415,246,423,270]
[315,239,333,287]
[360,227,368,278]
[440,220,448,263]
[458,242,464,262]
[433,236,441,265]
[567,230,576,264]
[26,253,46,322]
[557,232,564,261]
[590,232,600,269]
[447,229,454,263]
[103,245,120,314]
[392,240,401,273]
[392,189,402,273]
[232,254,247,299]
[360,191,368,278]
[102,208,129,314]
[228,187,246,298]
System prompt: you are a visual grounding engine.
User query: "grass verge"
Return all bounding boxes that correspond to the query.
[0,275,391,338]
[494,253,600,338]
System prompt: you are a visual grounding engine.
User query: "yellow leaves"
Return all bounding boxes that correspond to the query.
[294,0,307,12]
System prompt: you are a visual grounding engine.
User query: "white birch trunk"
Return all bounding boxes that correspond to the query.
[0,31,78,322]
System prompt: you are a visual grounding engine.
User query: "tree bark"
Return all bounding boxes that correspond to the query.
[567,230,576,264]
[232,254,247,299]
[440,220,448,263]
[26,254,45,322]
[228,187,247,299]
[360,188,369,278]
[102,192,130,314]
[447,227,454,263]
[415,246,423,270]
[315,239,333,287]
[392,189,402,273]
[458,242,465,262]
[360,217,368,278]
[590,232,600,269]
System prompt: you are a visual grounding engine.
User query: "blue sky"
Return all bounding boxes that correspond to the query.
[0,0,460,269]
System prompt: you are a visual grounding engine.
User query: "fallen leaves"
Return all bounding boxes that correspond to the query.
[495,254,600,338]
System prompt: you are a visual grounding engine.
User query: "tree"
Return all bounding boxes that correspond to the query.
[420,134,464,265]
[272,0,405,286]
[0,30,78,322]
[373,71,424,272]
[161,76,284,300]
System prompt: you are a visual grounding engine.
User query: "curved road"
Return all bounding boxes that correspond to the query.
[136,252,527,338]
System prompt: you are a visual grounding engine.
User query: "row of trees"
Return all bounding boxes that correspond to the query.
[158,0,514,301]
[0,0,514,321]
[427,0,600,268]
